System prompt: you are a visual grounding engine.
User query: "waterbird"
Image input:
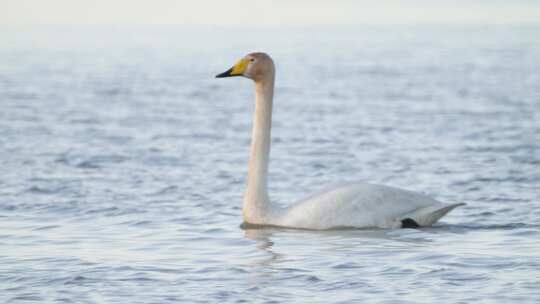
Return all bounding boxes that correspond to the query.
[216,52,464,229]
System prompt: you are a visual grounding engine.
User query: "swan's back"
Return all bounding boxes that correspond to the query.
[278,183,463,229]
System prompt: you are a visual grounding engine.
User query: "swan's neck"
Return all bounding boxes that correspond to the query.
[243,76,276,223]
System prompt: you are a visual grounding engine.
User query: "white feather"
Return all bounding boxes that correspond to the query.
[218,52,464,230]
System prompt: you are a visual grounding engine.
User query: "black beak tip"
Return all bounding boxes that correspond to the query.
[215,68,233,78]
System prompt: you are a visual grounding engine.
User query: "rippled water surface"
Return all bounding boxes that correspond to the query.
[1,26,540,303]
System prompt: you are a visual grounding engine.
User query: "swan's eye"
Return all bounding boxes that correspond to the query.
[250,58,255,63]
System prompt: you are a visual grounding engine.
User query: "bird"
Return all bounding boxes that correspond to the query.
[215,52,464,230]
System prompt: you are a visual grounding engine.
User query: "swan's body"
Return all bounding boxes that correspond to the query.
[216,52,463,230]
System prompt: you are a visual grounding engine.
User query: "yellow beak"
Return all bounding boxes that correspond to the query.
[216,58,249,78]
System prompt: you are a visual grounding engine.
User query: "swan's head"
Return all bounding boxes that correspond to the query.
[216,52,275,82]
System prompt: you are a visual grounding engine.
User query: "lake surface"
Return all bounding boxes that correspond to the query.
[1,25,539,303]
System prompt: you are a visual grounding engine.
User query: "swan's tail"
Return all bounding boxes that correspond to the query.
[404,202,465,227]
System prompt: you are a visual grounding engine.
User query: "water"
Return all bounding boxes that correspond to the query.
[1,25,540,303]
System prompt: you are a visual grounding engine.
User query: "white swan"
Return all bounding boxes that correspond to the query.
[216,52,464,230]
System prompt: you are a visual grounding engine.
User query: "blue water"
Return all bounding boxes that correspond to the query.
[1,25,540,303]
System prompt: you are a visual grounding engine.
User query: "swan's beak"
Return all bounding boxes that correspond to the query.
[215,58,249,78]
[215,67,236,78]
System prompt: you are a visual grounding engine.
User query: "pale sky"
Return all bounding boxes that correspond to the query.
[2,0,540,27]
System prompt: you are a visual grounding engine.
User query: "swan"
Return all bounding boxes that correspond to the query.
[216,52,464,230]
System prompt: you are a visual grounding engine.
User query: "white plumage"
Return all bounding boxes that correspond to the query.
[216,52,464,230]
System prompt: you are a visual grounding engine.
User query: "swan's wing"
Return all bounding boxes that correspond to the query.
[279,183,462,229]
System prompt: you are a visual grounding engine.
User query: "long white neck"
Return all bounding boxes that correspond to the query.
[243,76,275,223]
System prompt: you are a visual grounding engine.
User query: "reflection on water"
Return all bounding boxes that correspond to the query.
[243,228,282,271]
[244,227,275,249]
[1,25,540,303]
